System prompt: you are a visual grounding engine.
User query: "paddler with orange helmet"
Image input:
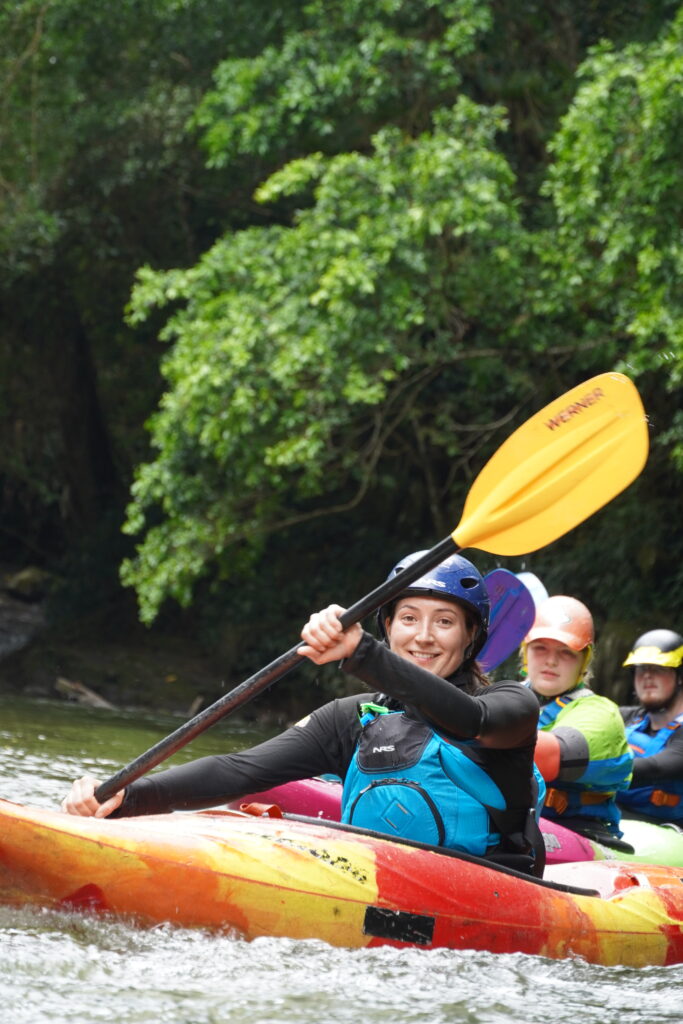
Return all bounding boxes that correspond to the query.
[523,596,633,842]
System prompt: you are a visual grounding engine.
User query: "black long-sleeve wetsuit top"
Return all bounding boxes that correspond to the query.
[112,632,540,819]
[620,705,683,783]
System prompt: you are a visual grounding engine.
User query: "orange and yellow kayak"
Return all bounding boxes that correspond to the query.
[1,797,682,967]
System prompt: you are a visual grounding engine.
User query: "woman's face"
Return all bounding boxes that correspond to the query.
[385,596,474,678]
[526,637,584,698]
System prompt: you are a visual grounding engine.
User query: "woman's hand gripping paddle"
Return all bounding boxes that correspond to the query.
[94,372,648,803]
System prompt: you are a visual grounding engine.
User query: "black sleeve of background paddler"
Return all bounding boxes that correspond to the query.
[551,726,590,782]
[342,631,538,747]
[630,726,683,783]
[108,693,370,818]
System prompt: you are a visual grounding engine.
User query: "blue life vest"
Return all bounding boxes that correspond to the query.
[341,704,543,858]
[618,713,683,822]
[538,689,629,835]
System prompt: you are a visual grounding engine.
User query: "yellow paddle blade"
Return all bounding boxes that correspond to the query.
[452,372,648,555]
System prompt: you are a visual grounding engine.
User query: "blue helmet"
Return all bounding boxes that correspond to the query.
[376,551,490,660]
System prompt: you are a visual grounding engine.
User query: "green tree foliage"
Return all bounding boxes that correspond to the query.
[120,0,683,638]
[123,95,532,621]
[526,10,683,619]
[541,9,683,404]
[2,0,683,703]
[193,0,492,164]
[0,0,306,564]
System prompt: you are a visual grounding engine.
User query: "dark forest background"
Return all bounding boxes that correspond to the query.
[1,0,682,719]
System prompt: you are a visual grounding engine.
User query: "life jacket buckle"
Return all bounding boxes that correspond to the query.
[544,788,568,814]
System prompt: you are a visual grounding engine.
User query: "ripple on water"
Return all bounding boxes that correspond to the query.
[1,907,682,1024]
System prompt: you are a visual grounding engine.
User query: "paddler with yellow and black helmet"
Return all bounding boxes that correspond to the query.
[522,595,633,843]
[618,629,683,824]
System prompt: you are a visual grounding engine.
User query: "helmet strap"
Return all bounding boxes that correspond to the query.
[577,645,593,682]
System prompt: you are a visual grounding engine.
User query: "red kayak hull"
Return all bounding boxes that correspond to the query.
[1,798,683,967]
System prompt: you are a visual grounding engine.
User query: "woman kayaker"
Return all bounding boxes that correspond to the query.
[62,552,545,874]
[617,629,683,824]
[525,596,633,843]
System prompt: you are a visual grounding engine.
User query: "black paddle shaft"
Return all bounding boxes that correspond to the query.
[95,535,457,803]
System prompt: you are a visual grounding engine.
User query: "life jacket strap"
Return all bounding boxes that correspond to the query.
[544,788,610,814]
[650,789,681,808]
[579,791,611,805]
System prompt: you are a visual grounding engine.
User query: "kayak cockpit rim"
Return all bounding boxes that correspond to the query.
[237,810,603,898]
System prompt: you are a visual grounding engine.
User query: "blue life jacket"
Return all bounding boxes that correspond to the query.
[538,690,629,835]
[341,703,544,859]
[618,713,683,822]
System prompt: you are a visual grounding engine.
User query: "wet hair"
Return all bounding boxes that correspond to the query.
[463,661,491,693]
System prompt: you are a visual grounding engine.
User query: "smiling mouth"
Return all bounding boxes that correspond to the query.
[409,651,439,661]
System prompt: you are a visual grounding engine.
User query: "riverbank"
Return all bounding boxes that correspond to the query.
[0,580,320,731]
[0,563,637,720]
[0,562,264,718]
[0,613,222,717]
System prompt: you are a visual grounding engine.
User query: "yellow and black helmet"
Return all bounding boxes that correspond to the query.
[623,629,683,670]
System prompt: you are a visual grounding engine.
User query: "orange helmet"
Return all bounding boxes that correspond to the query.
[524,596,594,651]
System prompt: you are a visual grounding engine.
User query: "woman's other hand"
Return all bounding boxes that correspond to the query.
[61,775,125,818]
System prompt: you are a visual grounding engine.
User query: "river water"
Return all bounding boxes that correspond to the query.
[1,694,681,1024]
